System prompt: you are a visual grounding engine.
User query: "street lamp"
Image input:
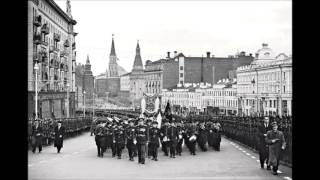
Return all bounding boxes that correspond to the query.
[83,91,86,117]
[93,92,95,118]
[66,83,70,118]
[34,64,39,120]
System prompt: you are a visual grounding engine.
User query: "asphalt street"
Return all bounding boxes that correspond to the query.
[28,132,292,180]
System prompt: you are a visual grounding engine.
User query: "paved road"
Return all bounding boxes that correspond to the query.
[28,132,292,180]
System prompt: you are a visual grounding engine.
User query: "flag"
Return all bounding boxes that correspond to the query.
[164,101,172,120]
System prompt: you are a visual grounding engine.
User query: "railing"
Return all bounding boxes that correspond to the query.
[33,15,42,27]
[33,33,42,45]
[28,117,92,149]
[41,24,49,35]
[64,39,70,47]
[54,33,61,42]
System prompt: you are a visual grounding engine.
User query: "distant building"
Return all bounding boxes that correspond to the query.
[119,72,131,98]
[161,80,238,115]
[83,55,94,103]
[236,43,292,117]
[144,59,163,96]
[162,51,253,89]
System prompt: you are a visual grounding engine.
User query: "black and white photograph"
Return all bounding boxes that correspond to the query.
[28,0,292,179]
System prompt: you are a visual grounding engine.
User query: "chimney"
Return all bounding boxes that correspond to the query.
[262,43,268,48]
[255,53,259,58]
[249,53,252,57]
[174,51,177,57]
[167,52,171,58]
[201,56,204,83]
[206,52,211,58]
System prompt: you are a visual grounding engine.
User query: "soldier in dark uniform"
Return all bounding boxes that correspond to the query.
[114,123,126,159]
[176,119,184,156]
[212,119,222,151]
[146,119,152,159]
[111,122,117,157]
[186,119,197,155]
[126,119,136,161]
[105,121,114,151]
[257,116,272,169]
[135,118,149,164]
[149,121,160,161]
[167,118,179,158]
[197,120,208,152]
[54,120,65,153]
[94,120,106,157]
[160,119,170,156]
[31,119,43,153]
[207,118,214,149]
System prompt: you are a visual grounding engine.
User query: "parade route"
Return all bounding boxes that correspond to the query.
[28,132,292,180]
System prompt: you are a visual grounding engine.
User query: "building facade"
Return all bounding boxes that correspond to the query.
[161,81,238,115]
[144,59,163,95]
[162,51,254,89]
[236,43,292,117]
[28,0,77,119]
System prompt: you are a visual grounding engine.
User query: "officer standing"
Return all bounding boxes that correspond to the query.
[126,119,136,161]
[94,120,106,157]
[186,119,197,155]
[265,121,286,175]
[114,123,126,159]
[148,121,160,161]
[135,118,149,164]
[197,120,208,152]
[31,119,43,153]
[160,119,170,156]
[176,119,184,156]
[111,122,117,157]
[257,116,272,169]
[54,120,65,153]
[146,119,152,158]
[212,119,222,151]
[168,118,179,158]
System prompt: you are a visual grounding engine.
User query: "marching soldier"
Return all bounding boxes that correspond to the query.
[31,119,43,153]
[265,122,286,175]
[146,119,152,158]
[105,121,114,152]
[197,119,208,152]
[126,119,136,161]
[114,123,126,159]
[168,118,179,158]
[111,123,117,157]
[160,119,170,156]
[212,119,222,151]
[257,116,272,169]
[94,120,106,157]
[135,118,149,164]
[176,119,184,156]
[148,121,160,161]
[186,119,197,155]
[54,120,65,153]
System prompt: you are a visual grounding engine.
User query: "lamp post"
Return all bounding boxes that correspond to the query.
[93,92,95,118]
[66,83,70,118]
[34,64,39,120]
[83,91,86,117]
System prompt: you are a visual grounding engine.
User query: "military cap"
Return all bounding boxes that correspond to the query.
[57,120,62,123]
[152,121,158,124]
[271,121,278,127]
[138,118,144,122]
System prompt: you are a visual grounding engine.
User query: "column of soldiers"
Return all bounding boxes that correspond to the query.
[93,115,222,165]
[220,115,291,175]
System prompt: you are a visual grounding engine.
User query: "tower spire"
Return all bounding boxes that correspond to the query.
[86,54,90,64]
[110,34,116,56]
[133,40,143,71]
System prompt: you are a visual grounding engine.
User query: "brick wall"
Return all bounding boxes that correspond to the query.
[106,78,120,96]
[163,60,179,89]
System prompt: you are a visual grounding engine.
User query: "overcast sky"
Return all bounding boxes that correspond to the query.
[55,0,292,76]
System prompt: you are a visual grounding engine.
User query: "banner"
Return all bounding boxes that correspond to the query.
[156,112,162,128]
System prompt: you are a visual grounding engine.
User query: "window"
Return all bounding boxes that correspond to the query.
[180,66,183,70]
[283,86,286,93]
[180,73,183,78]
[274,100,276,108]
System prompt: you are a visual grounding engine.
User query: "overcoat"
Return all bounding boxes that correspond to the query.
[31,125,43,147]
[54,126,65,148]
[265,130,286,166]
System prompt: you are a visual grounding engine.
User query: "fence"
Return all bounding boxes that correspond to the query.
[28,117,92,149]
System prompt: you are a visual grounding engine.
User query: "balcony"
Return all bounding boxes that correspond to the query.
[64,39,70,47]
[60,50,69,57]
[72,42,76,50]
[41,41,48,46]
[41,23,49,35]
[54,33,61,42]
[33,33,41,45]
[33,53,40,63]
[33,15,42,27]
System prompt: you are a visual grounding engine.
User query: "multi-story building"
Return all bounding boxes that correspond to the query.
[236,43,292,117]
[162,51,254,89]
[119,72,131,98]
[144,59,164,96]
[28,0,77,119]
[161,80,238,115]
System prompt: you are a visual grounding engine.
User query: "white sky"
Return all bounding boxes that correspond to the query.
[55,0,292,76]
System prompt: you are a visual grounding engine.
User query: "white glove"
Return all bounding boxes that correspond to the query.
[59,135,62,138]
[133,139,137,144]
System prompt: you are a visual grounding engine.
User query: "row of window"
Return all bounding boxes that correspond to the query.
[238,70,291,83]
[163,98,238,108]
[38,0,68,30]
